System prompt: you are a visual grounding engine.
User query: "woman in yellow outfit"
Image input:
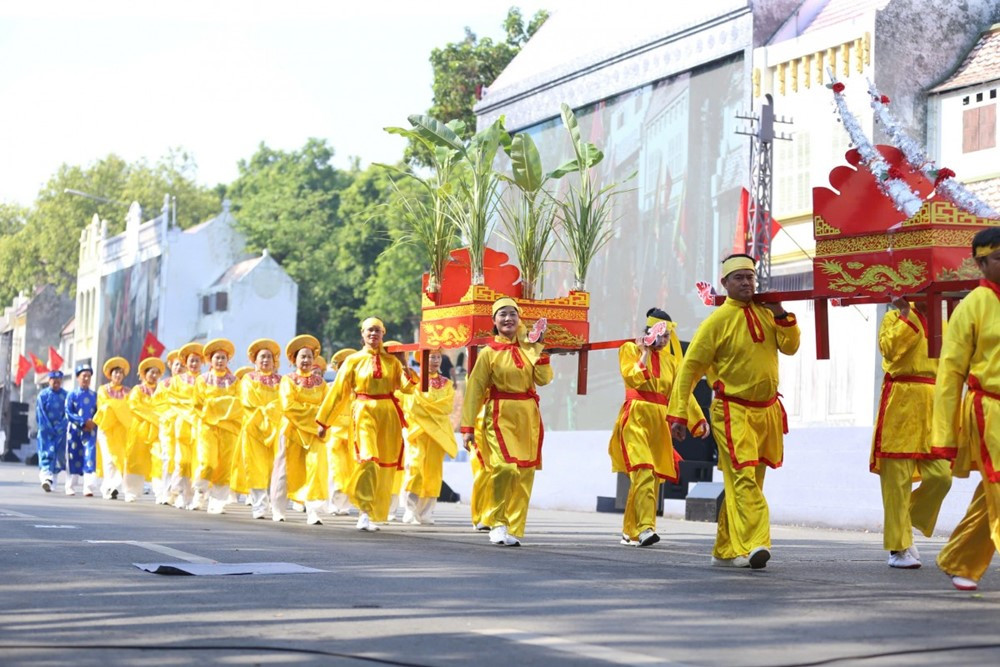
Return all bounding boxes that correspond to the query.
[94,357,132,500]
[155,351,183,505]
[383,341,408,522]
[934,228,1000,591]
[326,348,357,516]
[192,339,242,514]
[610,308,709,547]
[170,342,203,509]
[235,339,282,520]
[123,357,165,502]
[272,335,328,525]
[872,297,954,569]
[317,319,417,532]
[401,349,457,525]
[669,254,800,569]
[461,297,553,547]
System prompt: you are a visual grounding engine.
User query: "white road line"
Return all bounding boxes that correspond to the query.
[473,628,685,666]
[0,508,37,518]
[34,524,78,529]
[86,540,217,564]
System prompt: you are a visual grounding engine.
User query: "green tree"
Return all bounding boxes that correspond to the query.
[0,152,220,302]
[405,6,549,164]
[226,138,352,344]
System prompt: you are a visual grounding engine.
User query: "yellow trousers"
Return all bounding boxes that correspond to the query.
[714,445,769,560]
[195,428,238,487]
[937,477,1000,581]
[404,435,446,499]
[879,458,952,550]
[328,437,355,493]
[623,468,660,540]
[487,461,535,538]
[351,461,398,521]
[470,447,492,527]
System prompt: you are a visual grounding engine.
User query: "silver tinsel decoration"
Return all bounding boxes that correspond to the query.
[826,69,923,218]
[867,79,998,218]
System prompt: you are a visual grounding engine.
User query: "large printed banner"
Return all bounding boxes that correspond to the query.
[98,257,161,377]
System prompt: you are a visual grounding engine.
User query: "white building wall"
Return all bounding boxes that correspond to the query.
[198,257,298,368]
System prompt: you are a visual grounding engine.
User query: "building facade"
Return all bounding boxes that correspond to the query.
[74,197,298,383]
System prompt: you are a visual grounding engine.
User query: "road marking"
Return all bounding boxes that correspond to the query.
[86,540,217,564]
[473,628,684,665]
[0,508,37,518]
[34,524,77,529]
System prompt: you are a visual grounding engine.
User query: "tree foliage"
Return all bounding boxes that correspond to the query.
[0,151,220,305]
[405,6,549,164]
[226,139,352,345]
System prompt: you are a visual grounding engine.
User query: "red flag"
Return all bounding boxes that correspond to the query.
[29,352,48,375]
[15,354,31,386]
[734,187,749,253]
[140,330,165,360]
[48,346,64,372]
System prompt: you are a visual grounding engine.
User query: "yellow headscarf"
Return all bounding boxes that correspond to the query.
[491,297,520,317]
[721,255,756,279]
[360,317,386,332]
[975,244,1000,258]
[646,314,682,367]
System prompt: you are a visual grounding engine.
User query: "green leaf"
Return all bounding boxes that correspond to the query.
[560,103,586,168]
[508,132,544,193]
[407,115,465,153]
[546,158,579,180]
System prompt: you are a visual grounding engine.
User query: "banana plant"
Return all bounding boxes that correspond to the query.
[498,132,561,300]
[550,103,635,291]
[376,116,465,296]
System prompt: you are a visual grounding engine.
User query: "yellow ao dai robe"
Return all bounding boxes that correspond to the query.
[280,371,328,502]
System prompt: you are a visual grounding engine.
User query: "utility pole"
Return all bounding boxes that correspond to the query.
[736,94,792,291]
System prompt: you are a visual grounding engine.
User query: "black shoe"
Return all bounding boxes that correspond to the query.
[110,489,119,500]
[749,547,770,569]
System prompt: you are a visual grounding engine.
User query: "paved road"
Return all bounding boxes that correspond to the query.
[0,462,997,666]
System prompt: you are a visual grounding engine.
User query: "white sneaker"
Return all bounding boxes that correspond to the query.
[402,509,418,524]
[187,491,205,511]
[272,513,286,522]
[306,511,323,526]
[489,525,509,545]
[907,544,921,562]
[65,487,76,496]
[356,513,379,532]
[124,495,137,503]
[950,574,978,591]
[252,509,267,520]
[637,529,660,547]
[711,556,751,568]
[621,533,637,546]
[888,550,921,569]
[504,533,521,547]
[474,522,490,532]
[748,547,771,569]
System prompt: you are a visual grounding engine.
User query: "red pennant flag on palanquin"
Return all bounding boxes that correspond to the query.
[140,331,165,361]
[48,346,64,372]
[29,352,48,375]
[15,354,31,386]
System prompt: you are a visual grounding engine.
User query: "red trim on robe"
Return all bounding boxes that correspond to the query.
[615,388,679,482]
[870,373,951,472]
[969,375,1000,482]
[713,380,787,470]
[489,389,543,468]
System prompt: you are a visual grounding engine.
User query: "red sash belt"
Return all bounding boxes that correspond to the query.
[356,392,407,427]
[713,381,787,434]
[625,388,668,406]
[886,373,935,385]
[489,389,539,403]
[968,375,1000,481]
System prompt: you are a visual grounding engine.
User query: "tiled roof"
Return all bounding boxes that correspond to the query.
[803,0,891,34]
[930,26,1000,93]
[962,176,1000,214]
[212,255,263,287]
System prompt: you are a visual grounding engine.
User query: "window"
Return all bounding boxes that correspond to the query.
[215,292,228,312]
[201,295,212,315]
[963,103,997,153]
